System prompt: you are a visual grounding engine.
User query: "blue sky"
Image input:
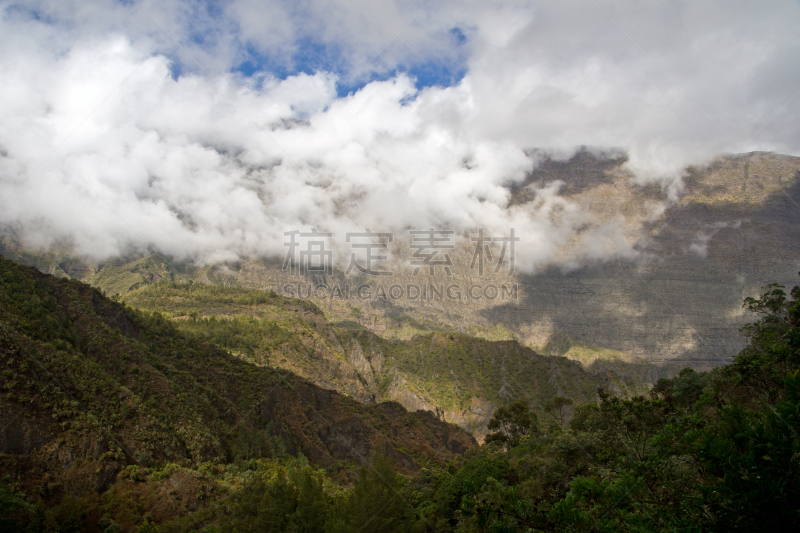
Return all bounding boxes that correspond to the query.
[138,0,473,96]
[230,25,469,97]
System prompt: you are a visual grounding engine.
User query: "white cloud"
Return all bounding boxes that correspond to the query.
[0,0,798,272]
[689,220,743,258]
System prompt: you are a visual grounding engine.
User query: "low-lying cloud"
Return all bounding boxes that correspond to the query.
[0,0,798,272]
[689,221,743,259]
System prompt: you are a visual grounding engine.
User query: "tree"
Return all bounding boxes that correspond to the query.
[326,454,409,533]
[545,396,574,427]
[734,281,800,402]
[485,400,536,448]
[696,370,800,531]
[651,368,707,407]
[224,466,328,533]
[0,476,33,530]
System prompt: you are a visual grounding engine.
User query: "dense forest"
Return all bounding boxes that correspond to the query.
[1,254,799,531]
[184,281,800,532]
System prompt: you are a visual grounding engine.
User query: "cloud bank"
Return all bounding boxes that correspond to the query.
[0,0,798,271]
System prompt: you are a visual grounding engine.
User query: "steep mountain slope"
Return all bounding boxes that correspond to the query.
[5,151,794,370]
[121,282,661,441]
[502,151,800,368]
[220,151,800,369]
[0,256,474,525]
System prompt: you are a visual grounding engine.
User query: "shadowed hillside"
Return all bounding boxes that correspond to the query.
[0,256,474,529]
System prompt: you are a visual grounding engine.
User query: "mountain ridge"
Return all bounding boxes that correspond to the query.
[119,280,665,441]
[0,255,475,526]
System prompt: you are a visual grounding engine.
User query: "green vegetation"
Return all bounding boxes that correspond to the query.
[375,333,611,417]
[4,251,799,531]
[122,279,288,314]
[213,279,800,532]
[123,281,338,375]
[467,323,518,342]
[0,256,472,531]
[484,400,537,448]
[408,280,799,531]
[334,320,368,331]
[542,332,675,391]
[378,313,458,341]
[545,395,574,426]
[1,245,664,422]
[175,315,293,365]
[0,475,34,529]
[123,280,647,435]
[85,255,179,297]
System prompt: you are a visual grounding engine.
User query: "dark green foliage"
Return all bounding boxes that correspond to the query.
[0,475,34,530]
[0,255,299,467]
[26,495,87,533]
[223,455,411,533]
[169,315,293,363]
[0,256,478,531]
[545,395,574,426]
[652,367,709,407]
[224,467,328,532]
[124,280,282,311]
[126,277,655,430]
[433,450,509,522]
[485,400,537,448]
[539,281,800,532]
[4,252,800,532]
[327,455,410,533]
[391,280,800,532]
[696,370,800,531]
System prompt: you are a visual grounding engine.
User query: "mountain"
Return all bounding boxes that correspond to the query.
[120,281,664,442]
[0,255,474,528]
[5,152,795,374]
[3,253,797,531]
[212,151,800,369]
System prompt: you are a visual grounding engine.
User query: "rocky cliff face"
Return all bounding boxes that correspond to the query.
[222,151,800,370]
[501,151,800,368]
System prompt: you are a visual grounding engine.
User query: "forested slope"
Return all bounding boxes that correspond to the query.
[122,281,655,441]
[0,256,473,530]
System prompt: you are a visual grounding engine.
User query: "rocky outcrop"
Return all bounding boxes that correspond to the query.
[222,151,800,370]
